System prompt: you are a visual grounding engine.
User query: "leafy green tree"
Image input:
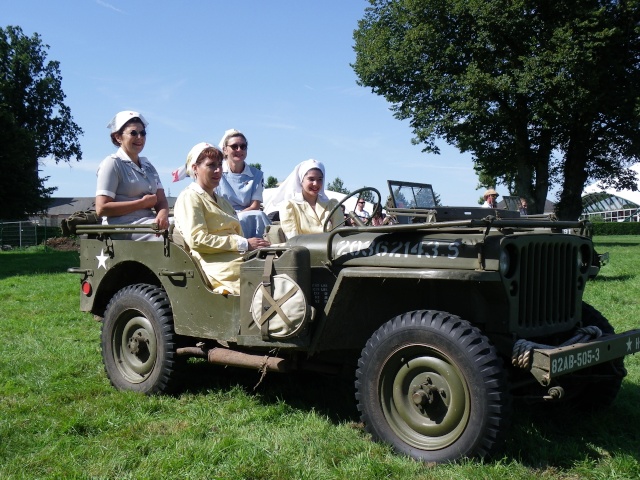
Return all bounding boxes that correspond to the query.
[475,170,509,196]
[384,194,394,209]
[433,191,441,207]
[353,1,640,219]
[327,177,350,194]
[357,187,375,203]
[0,25,83,219]
[265,175,279,188]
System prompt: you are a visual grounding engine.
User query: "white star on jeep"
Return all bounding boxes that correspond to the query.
[96,249,109,269]
[627,337,632,352]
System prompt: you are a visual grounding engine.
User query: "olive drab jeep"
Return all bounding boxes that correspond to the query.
[69,180,640,464]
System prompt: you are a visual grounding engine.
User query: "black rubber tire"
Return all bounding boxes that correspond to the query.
[101,284,179,394]
[563,302,627,409]
[356,310,510,463]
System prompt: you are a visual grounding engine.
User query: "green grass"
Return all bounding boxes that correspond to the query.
[1,241,639,479]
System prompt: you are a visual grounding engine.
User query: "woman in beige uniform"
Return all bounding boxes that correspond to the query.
[266,159,343,239]
[173,142,269,295]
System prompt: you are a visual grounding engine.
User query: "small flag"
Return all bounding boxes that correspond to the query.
[172,165,186,182]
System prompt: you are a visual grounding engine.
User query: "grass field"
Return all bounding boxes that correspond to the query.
[1,238,639,479]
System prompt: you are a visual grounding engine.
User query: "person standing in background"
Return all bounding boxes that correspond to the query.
[482,188,499,208]
[519,197,528,215]
[354,197,371,222]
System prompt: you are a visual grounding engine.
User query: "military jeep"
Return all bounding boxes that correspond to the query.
[69,180,640,463]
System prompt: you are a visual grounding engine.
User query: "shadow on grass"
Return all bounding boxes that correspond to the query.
[590,274,635,282]
[177,359,640,467]
[0,250,79,279]
[595,241,640,248]
[178,361,360,425]
[505,381,640,467]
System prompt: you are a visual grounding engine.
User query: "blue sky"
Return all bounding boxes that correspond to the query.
[3,0,490,206]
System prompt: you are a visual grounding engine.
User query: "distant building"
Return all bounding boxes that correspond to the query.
[34,197,96,226]
[581,192,640,222]
[30,197,178,227]
[582,164,640,222]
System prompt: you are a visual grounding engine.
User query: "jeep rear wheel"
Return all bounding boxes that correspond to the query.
[101,284,178,394]
[356,310,510,463]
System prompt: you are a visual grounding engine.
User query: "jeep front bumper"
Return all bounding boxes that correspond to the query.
[519,329,640,386]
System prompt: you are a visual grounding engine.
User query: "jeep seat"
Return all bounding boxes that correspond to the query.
[167,223,214,289]
[168,223,188,251]
[264,224,287,244]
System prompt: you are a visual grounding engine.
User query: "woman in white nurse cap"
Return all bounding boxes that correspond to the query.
[95,110,170,240]
[172,142,270,295]
[266,159,344,239]
[215,128,271,238]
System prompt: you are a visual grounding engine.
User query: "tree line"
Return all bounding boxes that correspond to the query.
[4,1,640,221]
[0,26,82,220]
[352,0,640,219]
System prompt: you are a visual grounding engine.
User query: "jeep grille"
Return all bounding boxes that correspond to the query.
[506,237,586,335]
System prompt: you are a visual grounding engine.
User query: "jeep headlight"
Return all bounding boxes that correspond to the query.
[500,249,510,276]
[500,244,517,278]
[576,248,583,272]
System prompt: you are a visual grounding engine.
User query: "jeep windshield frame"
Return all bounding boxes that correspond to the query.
[388,180,437,209]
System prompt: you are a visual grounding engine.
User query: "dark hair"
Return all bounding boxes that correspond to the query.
[110,117,145,147]
[196,146,224,165]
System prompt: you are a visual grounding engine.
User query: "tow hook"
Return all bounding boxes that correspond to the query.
[543,386,565,401]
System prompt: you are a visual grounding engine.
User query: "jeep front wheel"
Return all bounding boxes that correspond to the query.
[356,310,510,463]
[561,302,627,410]
[101,284,178,394]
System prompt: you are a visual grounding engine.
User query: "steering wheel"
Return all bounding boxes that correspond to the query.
[323,187,382,232]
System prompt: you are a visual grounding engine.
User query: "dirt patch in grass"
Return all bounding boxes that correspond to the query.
[45,237,80,252]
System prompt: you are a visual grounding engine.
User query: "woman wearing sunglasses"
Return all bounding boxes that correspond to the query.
[95,110,169,240]
[215,129,271,238]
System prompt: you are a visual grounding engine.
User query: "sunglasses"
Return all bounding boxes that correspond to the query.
[227,143,247,151]
[127,129,147,137]
[358,201,365,204]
